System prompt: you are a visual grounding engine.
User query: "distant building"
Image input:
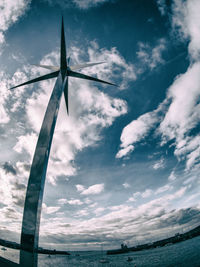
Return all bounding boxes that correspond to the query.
[121,243,128,250]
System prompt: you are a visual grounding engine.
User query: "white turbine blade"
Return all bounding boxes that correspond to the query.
[70,62,105,71]
[32,64,60,71]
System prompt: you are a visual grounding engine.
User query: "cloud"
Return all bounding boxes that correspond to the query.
[116,107,162,158]
[141,189,153,198]
[128,189,153,202]
[159,62,200,169]
[72,0,112,9]
[66,198,83,205]
[122,183,130,189]
[0,163,27,209]
[116,145,134,159]
[156,0,168,16]
[42,203,60,214]
[168,170,176,181]
[38,186,198,250]
[0,71,12,124]
[152,157,165,170]
[45,0,114,10]
[2,162,17,175]
[76,184,85,192]
[0,157,196,250]
[13,133,37,160]
[86,41,137,89]
[75,209,89,217]
[0,167,14,206]
[57,198,67,205]
[76,183,104,195]
[117,0,200,171]
[0,0,31,46]
[171,0,200,60]
[155,184,173,194]
[12,43,128,184]
[128,183,173,202]
[159,63,200,141]
[1,0,200,251]
[136,38,166,70]
[93,207,105,216]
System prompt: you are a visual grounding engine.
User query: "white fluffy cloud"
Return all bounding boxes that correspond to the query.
[168,170,176,181]
[152,157,165,170]
[155,184,173,194]
[38,186,196,250]
[172,0,200,60]
[76,183,104,195]
[122,182,130,189]
[159,63,200,142]
[116,108,162,158]
[84,41,136,90]
[61,198,84,205]
[13,133,37,158]
[159,62,200,169]
[0,0,30,45]
[42,203,60,214]
[12,43,128,184]
[128,189,153,202]
[156,0,168,16]
[0,72,11,124]
[0,168,13,205]
[137,38,166,70]
[116,35,171,158]
[117,0,200,171]
[128,183,175,203]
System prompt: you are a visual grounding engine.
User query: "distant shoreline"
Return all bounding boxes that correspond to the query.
[0,240,70,255]
[107,224,200,255]
[0,224,199,256]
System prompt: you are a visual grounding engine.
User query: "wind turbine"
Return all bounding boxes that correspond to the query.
[11,17,116,267]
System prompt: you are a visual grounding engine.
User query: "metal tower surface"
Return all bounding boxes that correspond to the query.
[10,17,116,267]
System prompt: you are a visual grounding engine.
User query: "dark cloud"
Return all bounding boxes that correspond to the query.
[39,207,200,248]
[155,207,200,229]
[4,207,19,220]
[0,227,19,243]
[13,195,25,207]
[41,232,125,246]
[2,162,17,175]
[23,163,31,172]
[60,223,71,228]
[14,181,26,191]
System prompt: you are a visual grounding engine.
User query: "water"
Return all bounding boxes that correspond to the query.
[0,236,200,266]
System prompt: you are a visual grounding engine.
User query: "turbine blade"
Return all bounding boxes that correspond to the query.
[60,16,67,70]
[63,78,69,114]
[70,62,105,71]
[68,70,117,86]
[32,64,59,71]
[10,71,59,90]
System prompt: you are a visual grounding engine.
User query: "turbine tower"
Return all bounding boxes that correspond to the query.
[11,17,116,267]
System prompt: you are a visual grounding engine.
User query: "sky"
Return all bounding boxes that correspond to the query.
[0,0,200,251]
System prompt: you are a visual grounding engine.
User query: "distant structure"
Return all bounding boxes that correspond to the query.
[10,17,116,267]
[107,224,200,255]
[121,243,128,250]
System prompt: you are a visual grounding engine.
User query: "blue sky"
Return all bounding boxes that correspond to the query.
[0,0,200,251]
